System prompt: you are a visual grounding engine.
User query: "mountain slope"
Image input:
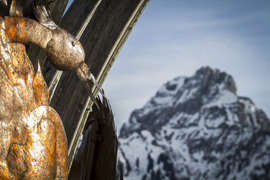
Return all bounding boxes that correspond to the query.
[118,67,270,180]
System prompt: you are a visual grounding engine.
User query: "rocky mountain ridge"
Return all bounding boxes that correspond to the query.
[118,67,270,180]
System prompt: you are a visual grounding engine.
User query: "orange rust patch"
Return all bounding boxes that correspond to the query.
[0,16,67,179]
[33,67,49,107]
[5,17,27,43]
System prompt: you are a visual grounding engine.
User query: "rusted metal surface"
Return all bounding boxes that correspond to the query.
[4,15,102,104]
[26,0,70,71]
[5,16,85,71]
[0,0,71,71]
[0,0,106,177]
[0,0,97,178]
[0,15,68,179]
[1,0,149,177]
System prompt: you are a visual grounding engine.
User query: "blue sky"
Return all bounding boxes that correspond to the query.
[66,0,270,129]
[102,0,270,129]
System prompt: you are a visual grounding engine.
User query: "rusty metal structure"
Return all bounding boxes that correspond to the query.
[0,12,68,180]
[0,0,149,179]
[0,0,103,179]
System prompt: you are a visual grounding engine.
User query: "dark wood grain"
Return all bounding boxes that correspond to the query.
[45,0,149,169]
[69,97,118,180]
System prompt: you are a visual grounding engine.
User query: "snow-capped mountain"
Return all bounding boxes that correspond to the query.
[118,67,270,180]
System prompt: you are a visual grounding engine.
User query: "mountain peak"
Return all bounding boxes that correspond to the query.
[118,67,270,180]
[120,67,242,138]
[194,66,237,94]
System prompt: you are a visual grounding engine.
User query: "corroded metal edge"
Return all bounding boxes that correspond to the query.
[67,0,150,171]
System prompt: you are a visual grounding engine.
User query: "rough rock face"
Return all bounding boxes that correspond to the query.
[118,67,270,180]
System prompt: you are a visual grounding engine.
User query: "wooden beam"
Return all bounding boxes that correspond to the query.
[45,0,149,169]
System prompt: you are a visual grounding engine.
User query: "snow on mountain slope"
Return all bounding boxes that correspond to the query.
[118,67,270,180]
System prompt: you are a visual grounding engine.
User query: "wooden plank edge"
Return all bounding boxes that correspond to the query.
[67,0,150,171]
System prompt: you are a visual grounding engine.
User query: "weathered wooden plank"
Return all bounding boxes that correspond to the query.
[69,97,118,180]
[46,0,149,169]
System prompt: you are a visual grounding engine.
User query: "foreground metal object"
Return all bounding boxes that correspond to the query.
[0,0,149,178]
[0,16,68,179]
[4,12,102,108]
[0,1,101,179]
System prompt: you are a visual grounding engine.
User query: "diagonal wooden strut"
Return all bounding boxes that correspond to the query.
[38,0,150,171]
